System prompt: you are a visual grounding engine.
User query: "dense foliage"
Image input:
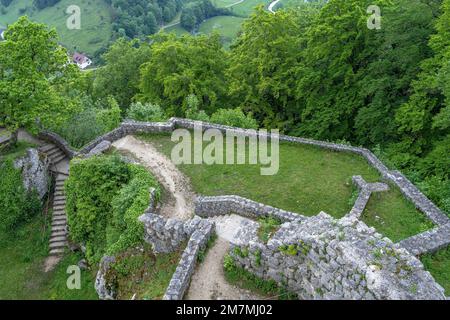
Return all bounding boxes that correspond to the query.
[0,157,41,235]
[65,155,160,264]
[138,33,229,116]
[1,1,448,214]
[107,0,185,39]
[0,17,79,136]
[180,0,231,31]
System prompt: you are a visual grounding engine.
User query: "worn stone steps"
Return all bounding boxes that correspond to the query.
[49,241,67,250]
[51,230,67,237]
[38,145,70,259]
[49,248,65,256]
[39,144,56,153]
[50,153,66,165]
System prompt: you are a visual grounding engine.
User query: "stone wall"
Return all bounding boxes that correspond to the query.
[195,195,305,223]
[399,224,450,256]
[347,176,389,219]
[38,131,77,159]
[163,219,215,300]
[41,118,449,258]
[229,212,446,300]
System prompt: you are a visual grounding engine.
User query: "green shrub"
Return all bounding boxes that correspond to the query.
[55,96,122,149]
[126,102,166,122]
[257,216,282,243]
[65,155,160,264]
[0,159,41,234]
[210,108,258,129]
[184,94,210,121]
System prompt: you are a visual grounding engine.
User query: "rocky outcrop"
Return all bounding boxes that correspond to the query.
[14,148,49,200]
[95,256,117,300]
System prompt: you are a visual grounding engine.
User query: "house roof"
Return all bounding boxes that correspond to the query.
[73,52,89,64]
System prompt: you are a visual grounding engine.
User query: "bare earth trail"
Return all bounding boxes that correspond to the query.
[113,135,264,300]
[112,135,195,220]
[186,214,265,300]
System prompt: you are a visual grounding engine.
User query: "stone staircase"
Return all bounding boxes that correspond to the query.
[39,143,70,256]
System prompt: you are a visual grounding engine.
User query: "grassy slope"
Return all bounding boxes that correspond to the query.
[0,0,112,56]
[228,0,270,16]
[0,213,98,300]
[137,133,431,241]
[198,16,245,48]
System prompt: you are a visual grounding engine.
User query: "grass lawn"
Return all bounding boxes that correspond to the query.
[229,0,271,16]
[163,24,191,37]
[137,133,431,241]
[198,16,245,48]
[421,247,450,295]
[0,0,113,56]
[212,0,244,7]
[0,213,98,300]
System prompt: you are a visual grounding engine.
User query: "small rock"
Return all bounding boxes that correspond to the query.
[78,259,88,270]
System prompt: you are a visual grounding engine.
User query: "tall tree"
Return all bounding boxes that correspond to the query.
[138,33,229,116]
[93,38,151,110]
[0,16,79,140]
[228,6,319,131]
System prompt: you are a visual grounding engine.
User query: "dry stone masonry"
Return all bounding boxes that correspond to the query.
[195,195,305,223]
[37,118,450,300]
[229,212,446,300]
[347,176,389,219]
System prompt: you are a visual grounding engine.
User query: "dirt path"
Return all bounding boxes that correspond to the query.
[186,214,264,300]
[185,237,264,300]
[112,135,195,220]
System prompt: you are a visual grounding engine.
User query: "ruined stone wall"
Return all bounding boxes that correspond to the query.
[41,118,449,259]
[195,195,305,223]
[38,131,77,159]
[229,212,446,300]
[139,211,215,300]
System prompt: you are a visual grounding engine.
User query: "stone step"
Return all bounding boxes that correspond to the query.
[50,153,66,165]
[51,225,66,232]
[55,187,65,193]
[52,220,67,227]
[50,235,67,243]
[49,241,67,250]
[51,230,67,238]
[49,248,65,256]
[46,147,63,157]
[39,144,56,152]
[53,200,65,206]
[52,216,67,223]
[53,210,66,216]
[53,206,65,212]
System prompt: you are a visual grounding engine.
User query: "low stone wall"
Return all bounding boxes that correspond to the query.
[163,220,215,300]
[78,120,174,154]
[195,195,306,223]
[385,171,449,226]
[399,224,450,256]
[42,118,448,227]
[229,212,446,300]
[347,176,389,219]
[38,131,77,159]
